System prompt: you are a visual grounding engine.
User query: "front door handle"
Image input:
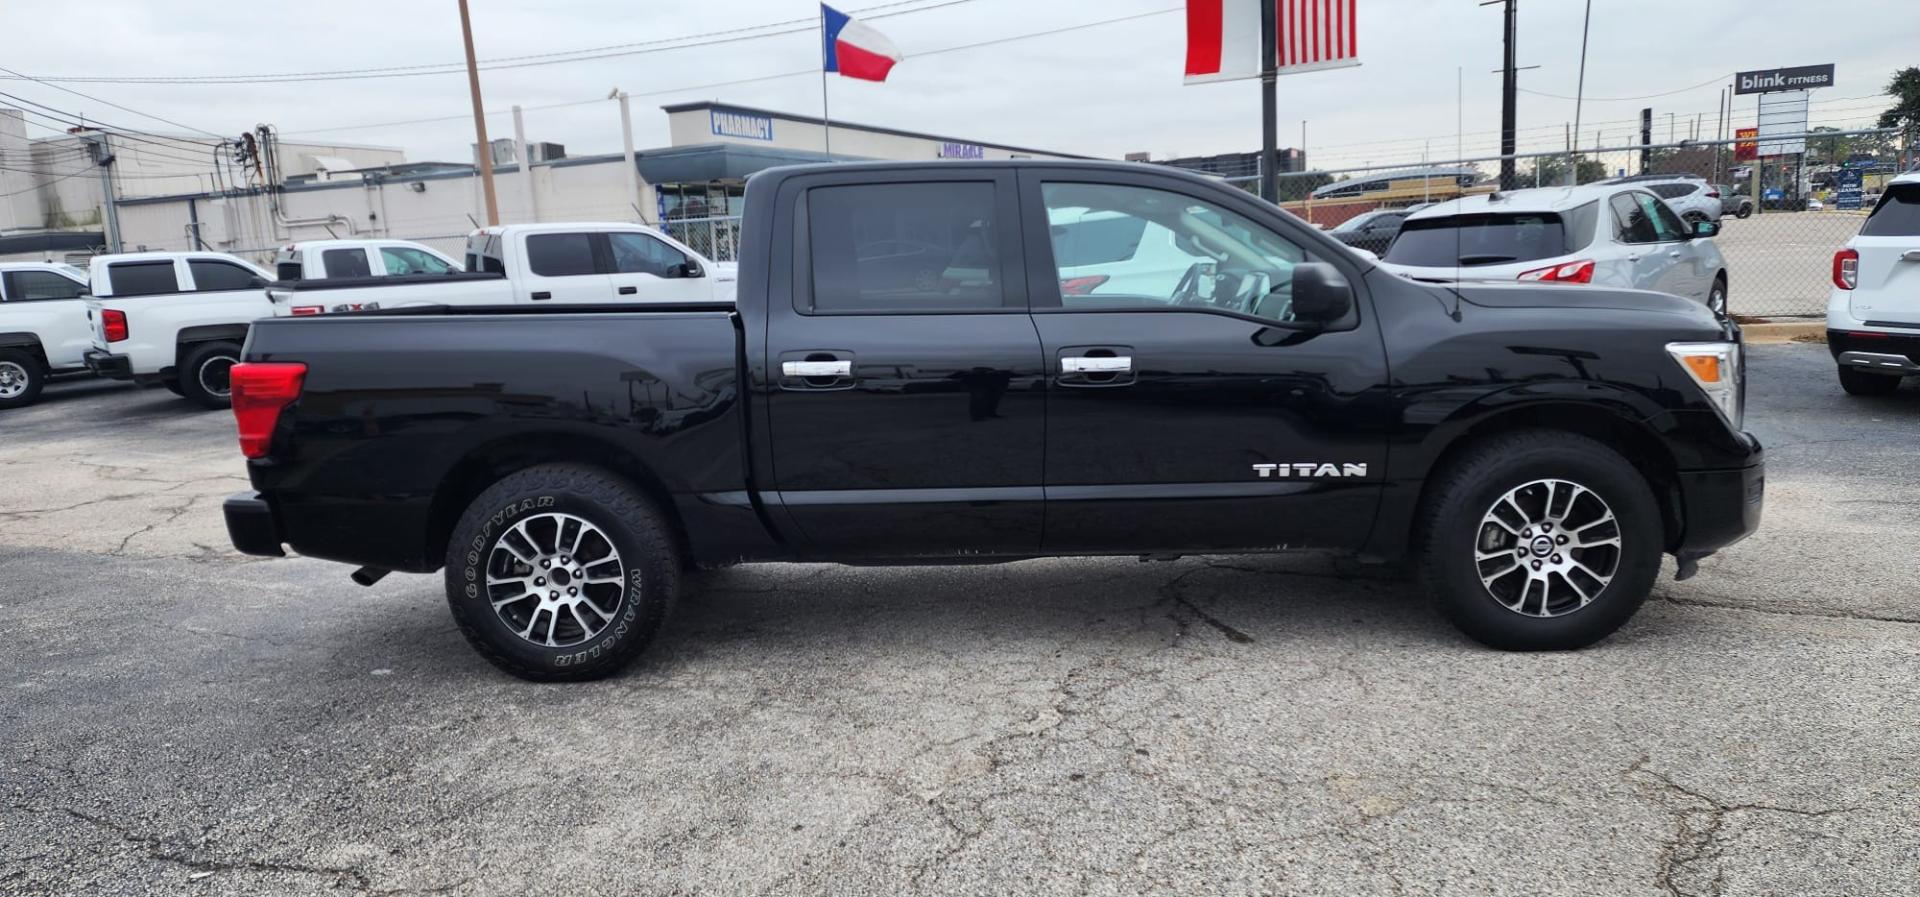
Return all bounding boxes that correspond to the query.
[1061,356,1132,374]
[1901,250,1920,263]
[531,291,552,300]
[782,360,852,378]
[618,286,638,295]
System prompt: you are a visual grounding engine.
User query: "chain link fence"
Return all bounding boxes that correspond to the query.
[662,215,743,263]
[1200,128,1911,319]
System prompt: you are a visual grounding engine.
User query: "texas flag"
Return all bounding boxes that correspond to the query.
[822,4,902,82]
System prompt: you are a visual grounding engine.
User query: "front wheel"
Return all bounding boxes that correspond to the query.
[178,340,242,409]
[444,464,681,681]
[1417,430,1664,650]
[1735,204,1752,220]
[1838,366,1902,397]
[1706,277,1728,317]
[0,348,46,409]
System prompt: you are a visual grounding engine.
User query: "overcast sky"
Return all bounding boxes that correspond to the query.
[0,0,1912,174]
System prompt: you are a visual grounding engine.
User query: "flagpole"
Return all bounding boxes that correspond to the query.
[1258,0,1278,203]
[819,5,833,156]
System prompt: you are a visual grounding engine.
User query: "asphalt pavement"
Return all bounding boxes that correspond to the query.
[3,345,1917,896]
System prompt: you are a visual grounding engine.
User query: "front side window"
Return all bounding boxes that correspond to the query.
[525,233,599,277]
[1041,181,1313,322]
[1388,212,1571,267]
[108,261,179,296]
[188,260,260,292]
[381,246,455,276]
[607,233,689,278]
[1610,194,1659,244]
[321,248,372,278]
[1633,192,1686,241]
[806,181,1003,312]
[3,270,85,301]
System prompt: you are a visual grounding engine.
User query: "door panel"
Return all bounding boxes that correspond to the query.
[763,171,1045,556]
[1020,172,1390,554]
[605,231,695,301]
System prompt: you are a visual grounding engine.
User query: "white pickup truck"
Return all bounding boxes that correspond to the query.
[0,262,93,408]
[267,223,736,316]
[82,251,275,409]
[272,238,463,281]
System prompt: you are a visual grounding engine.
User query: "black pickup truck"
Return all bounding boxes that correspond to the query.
[224,161,1763,681]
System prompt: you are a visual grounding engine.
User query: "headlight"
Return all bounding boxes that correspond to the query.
[1666,341,1743,431]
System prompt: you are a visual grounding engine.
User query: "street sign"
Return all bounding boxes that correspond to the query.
[1836,168,1864,210]
[1734,64,1835,95]
[1757,90,1809,156]
[1734,127,1759,162]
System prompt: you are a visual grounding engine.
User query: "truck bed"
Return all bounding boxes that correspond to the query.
[242,306,751,572]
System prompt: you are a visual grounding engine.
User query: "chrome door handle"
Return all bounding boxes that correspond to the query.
[1061,356,1132,374]
[782,360,851,377]
[1901,250,1920,263]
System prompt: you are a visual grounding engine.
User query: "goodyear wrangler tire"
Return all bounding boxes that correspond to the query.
[1417,430,1662,651]
[444,464,680,682]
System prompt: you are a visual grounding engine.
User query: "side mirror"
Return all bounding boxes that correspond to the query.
[1289,262,1353,324]
[679,262,703,279]
[1691,220,1720,238]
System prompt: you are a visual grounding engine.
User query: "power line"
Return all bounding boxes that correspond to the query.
[0,0,979,86]
[0,63,224,138]
[0,166,92,197]
[1516,72,1734,103]
[0,98,230,167]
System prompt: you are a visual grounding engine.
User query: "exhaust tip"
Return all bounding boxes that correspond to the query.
[350,566,391,587]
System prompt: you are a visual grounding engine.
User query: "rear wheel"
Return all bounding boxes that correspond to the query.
[0,349,46,409]
[1706,276,1728,316]
[1735,203,1752,220]
[1838,366,1902,397]
[1417,430,1663,650]
[178,341,242,409]
[444,464,681,682]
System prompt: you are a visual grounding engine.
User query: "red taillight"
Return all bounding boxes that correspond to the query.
[102,308,129,342]
[1846,330,1889,340]
[1059,275,1109,296]
[1706,191,1720,198]
[230,362,307,459]
[1517,259,1595,284]
[1832,248,1858,290]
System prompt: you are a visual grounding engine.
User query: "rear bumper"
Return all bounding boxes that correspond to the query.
[83,349,133,380]
[1674,456,1765,557]
[224,491,286,557]
[1828,329,1920,372]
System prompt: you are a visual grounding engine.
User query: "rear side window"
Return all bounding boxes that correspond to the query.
[276,261,302,281]
[188,260,260,292]
[1861,184,1920,236]
[805,182,1003,312]
[322,248,372,278]
[1385,213,1570,267]
[526,233,599,277]
[108,261,179,296]
[1651,184,1693,199]
[3,270,85,301]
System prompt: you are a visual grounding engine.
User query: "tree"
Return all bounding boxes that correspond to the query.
[1525,154,1607,187]
[1878,67,1920,132]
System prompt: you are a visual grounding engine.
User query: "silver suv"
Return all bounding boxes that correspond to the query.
[1598,175,1724,225]
[1715,184,1754,219]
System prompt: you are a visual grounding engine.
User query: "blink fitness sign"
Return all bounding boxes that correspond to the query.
[1735,64,1834,95]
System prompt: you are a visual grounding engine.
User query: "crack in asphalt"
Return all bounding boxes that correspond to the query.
[1652,589,1920,625]
[1624,754,1861,897]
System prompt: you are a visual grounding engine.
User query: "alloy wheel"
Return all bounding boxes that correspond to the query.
[1473,478,1622,617]
[485,512,627,647]
[0,361,26,399]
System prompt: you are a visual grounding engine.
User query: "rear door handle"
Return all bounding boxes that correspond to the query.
[782,360,852,377]
[531,291,552,301]
[1061,356,1132,374]
[618,286,638,295]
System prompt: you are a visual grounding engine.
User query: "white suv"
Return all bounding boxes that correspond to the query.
[1600,176,1724,226]
[1381,184,1730,314]
[1826,171,1920,396]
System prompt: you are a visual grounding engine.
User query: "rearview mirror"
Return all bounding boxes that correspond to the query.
[1691,220,1720,238]
[1289,262,1353,324]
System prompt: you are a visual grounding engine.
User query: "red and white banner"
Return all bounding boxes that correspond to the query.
[1186,0,1359,85]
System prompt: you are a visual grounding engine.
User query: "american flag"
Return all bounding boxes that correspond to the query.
[1185,0,1360,84]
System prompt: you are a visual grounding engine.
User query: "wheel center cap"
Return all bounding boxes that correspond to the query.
[550,567,572,586]
[1530,537,1555,558]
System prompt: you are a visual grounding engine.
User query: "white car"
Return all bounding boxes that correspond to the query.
[1380,184,1730,315]
[1826,171,1920,396]
[267,223,735,317]
[0,262,92,408]
[82,252,274,409]
[273,239,463,281]
[1599,176,1724,226]
[1047,209,1201,299]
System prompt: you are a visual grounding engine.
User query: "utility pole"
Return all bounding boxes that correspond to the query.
[458,0,500,226]
[1257,0,1278,203]
[512,104,537,223]
[614,90,641,222]
[82,131,122,253]
[1485,0,1519,190]
[1568,0,1592,185]
[1640,107,1653,174]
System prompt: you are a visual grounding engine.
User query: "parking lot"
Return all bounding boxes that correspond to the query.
[1712,210,1864,317]
[3,342,1917,896]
